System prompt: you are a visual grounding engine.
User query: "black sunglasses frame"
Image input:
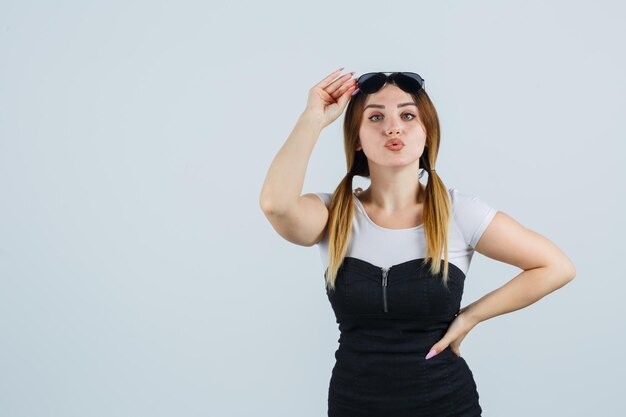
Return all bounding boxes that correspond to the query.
[355,72,425,95]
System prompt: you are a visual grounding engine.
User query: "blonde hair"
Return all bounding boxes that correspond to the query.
[324,80,452,293]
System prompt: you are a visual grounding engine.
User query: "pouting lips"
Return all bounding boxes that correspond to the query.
[385,139,405,147]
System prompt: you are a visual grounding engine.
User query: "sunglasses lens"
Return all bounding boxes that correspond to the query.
[357,72,388,94]
[395,72,425,92]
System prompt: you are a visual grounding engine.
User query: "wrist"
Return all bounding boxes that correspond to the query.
[461,304,482,327]
[300,109,325,130]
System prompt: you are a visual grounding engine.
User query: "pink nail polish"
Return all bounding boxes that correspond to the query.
[351,88,360,96]
[425,349,437,360]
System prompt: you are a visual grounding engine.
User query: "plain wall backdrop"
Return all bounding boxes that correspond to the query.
[1,0,624,416]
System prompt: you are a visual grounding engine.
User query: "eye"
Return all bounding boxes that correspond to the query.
[368,113,416,122]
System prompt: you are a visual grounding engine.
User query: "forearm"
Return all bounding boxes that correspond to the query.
[464,266,575,326]
[259,111,324,212]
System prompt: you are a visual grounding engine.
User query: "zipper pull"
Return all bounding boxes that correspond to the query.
[381,267,389,313]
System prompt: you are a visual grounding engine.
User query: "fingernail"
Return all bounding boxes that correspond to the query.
[425,349,437,360]
[337,67,344,72]
[351,88,360,96]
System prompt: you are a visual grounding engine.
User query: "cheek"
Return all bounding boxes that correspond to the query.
[406,121,425,134]
[416,122,427,136]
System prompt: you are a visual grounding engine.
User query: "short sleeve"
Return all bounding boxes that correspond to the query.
[313,192,332,208]
[450,188,498,249]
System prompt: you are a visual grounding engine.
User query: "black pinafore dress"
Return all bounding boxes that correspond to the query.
[325,256,482,417]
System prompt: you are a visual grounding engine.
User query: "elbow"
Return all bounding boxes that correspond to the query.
[558,261,576,284]
[563,259,576,281]
[550,254,576,282]
[545,258,576,287]
[260,197,289,218]
[260,192,280,214]
[259,194,273,213]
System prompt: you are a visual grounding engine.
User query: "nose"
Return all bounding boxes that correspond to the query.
[385,114,403,136]
[386,126,401,136]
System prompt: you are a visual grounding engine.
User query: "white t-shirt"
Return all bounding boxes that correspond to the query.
[313,187,497,277]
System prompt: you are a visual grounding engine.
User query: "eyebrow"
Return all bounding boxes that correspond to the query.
[363,102,417,111]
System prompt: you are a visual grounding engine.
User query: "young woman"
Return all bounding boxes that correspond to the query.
[259,69,576,416]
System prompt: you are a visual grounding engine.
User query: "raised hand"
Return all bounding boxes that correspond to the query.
[304,68,358,129]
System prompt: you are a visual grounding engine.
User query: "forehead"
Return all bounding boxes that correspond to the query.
[363,84,416,108]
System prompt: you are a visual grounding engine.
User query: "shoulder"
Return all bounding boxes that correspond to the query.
[448,186,490,210]
[448,187,473,211]
[447,186,498,248]
[313,189,362,208]
[313,192,332,207]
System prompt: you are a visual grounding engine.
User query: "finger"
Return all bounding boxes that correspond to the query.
[332,78,357,99]
[326,73,356,97]
[425,345,442,360]
[336,84,357,109]
[335,85,356,111]
[314,67,346,89]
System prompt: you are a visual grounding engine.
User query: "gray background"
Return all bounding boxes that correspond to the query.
[1,0,624,416]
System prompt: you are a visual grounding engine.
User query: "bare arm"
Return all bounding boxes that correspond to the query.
[259,111,324,212]
[425,211,576,359]
[463,211,576,326]
[259,69,357,246]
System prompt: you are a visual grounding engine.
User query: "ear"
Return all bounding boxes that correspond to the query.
[356,139,362,151]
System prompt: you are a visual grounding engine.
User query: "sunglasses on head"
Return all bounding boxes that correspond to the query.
[353,72,425,95]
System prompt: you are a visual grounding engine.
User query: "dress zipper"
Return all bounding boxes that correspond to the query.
[381,267,389,313]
